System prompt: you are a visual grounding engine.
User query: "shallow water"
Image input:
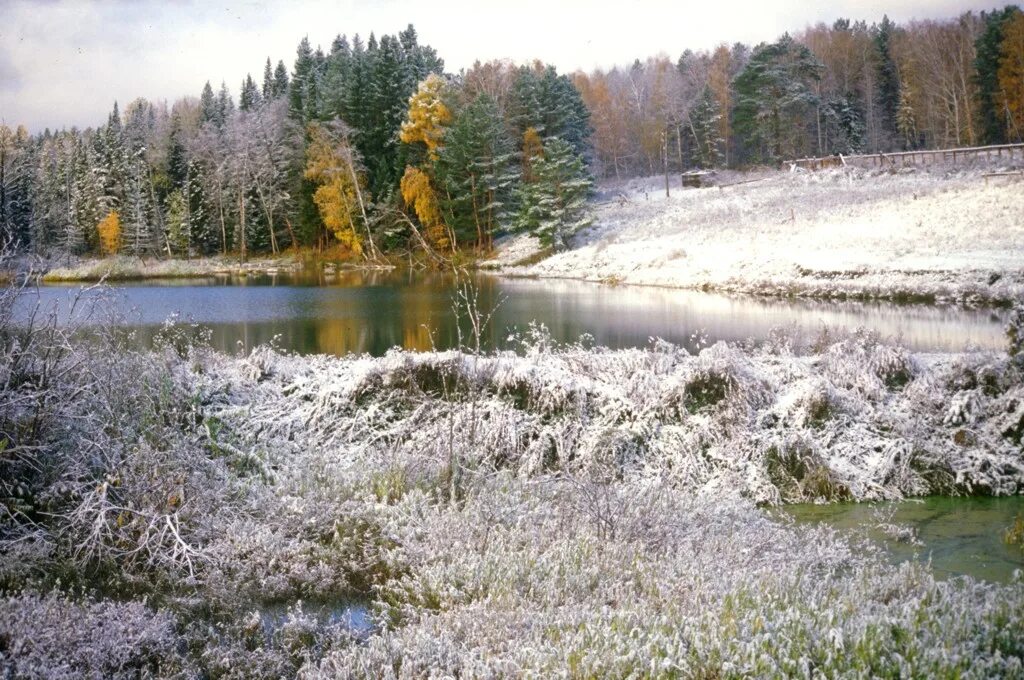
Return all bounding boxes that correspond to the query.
[783,495,1024,582]
[258,599,374,639]
[18,269,1010,356]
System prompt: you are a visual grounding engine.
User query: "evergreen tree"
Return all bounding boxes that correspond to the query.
[896,87,918,149]
[689,86,725,168]
[976,6,1023,143]
[262,58,275,100]
[216,82,235,125]
[273,61,290,99]
[199,81,218,124]
[733,34,823,162]
[437,94,519,249]
[874,15,901,148]
[509,65,592,158]
[165,188,190,256]
[514,137,591,250]
[240,74,262,111]
[823,95,866,154]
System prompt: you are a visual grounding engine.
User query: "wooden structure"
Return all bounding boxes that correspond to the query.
[785,143,1024,171]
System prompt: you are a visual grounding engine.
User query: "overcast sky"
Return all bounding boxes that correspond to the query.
[0,0,997,132]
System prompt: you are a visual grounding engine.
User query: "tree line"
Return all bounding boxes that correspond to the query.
[578,6,1024,176]
[0,8,1022,261]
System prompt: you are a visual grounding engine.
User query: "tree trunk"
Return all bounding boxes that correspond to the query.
[238,188,247,264]
[663,129,670,198]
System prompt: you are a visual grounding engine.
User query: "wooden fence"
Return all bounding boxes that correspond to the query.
[785,143,1024,171]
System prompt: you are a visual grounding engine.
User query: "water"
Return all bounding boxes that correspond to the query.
[15,270,1010,357]
[783,496,1024,582]
[258,599,374,640]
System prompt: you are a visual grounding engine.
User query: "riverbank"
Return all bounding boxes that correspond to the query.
[8,250,400,283]
[2,317,1023,675]
[498,165,1024,306]
[33,253,305,282]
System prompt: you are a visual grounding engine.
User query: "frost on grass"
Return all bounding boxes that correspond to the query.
[507,167,1024,304]
[3,310,1024,675]
[229,327,1024,503]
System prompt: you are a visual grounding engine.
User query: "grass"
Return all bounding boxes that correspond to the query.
[1006,513,1024,549]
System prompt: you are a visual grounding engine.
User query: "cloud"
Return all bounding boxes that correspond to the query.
[0,47,21,93]
[0,0,1001,132]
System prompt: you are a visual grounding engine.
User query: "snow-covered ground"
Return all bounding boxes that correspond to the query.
[4,329,1024,676]
[503,166,1024,304]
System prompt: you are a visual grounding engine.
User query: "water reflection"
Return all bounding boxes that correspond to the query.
[20,271,1011,357]
[783,496,1024,582]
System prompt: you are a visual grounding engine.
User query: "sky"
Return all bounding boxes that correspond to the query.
[0,0,999,132]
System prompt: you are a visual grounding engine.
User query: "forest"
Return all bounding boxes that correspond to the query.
[0,8,1023,262]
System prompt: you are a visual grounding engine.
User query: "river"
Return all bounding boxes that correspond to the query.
[17,270,1011,356]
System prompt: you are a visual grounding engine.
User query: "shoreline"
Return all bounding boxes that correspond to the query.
[494,166,1024,309]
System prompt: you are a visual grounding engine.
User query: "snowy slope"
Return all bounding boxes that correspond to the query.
[505,167,1024,304]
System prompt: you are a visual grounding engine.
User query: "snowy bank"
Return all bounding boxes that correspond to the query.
[37,253,304,282]
[503,166,1024,305]
[3,322,1024,675]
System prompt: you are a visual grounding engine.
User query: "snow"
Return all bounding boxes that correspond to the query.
[500,167,1024,304]
[4,275,1024,675]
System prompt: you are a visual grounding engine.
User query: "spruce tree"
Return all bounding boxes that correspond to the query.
[509,65,591,158]
[240,74,261,111]
[273,61,290,99]
[437,94,519,249]
[216,82,235,125]
[874,15,901,148]
[199,81,218,124]
[262,58,275,100]
[514,137,591,251]
[689,86,725,168]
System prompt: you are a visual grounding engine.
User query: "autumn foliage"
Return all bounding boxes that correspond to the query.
[998,13,1024,141]
[97,210,121,255]
[399,74,452,161]
[400,165,449,251]
[304,122,364,256]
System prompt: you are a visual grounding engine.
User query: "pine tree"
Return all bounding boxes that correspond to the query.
[216,82,235,124]
[273,60,290,99]
[509,65,592,158]
[514,137,591,251]
[733,34,823,162]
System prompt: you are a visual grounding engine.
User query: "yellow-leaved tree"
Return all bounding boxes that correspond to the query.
[399,74,452,161]
[400,166,451,251]
[521,127,544,183]
[399,74,455,252]
[304,121,372,258]
[998,13,1024,142]
[97,210,121,256]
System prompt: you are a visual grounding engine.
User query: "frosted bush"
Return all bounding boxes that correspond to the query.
[0,592,187,678]
[4,302,1024,675]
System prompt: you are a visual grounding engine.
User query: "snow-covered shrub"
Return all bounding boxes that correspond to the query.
[0,592,187,678]
[1009,302,1024,366]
